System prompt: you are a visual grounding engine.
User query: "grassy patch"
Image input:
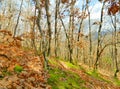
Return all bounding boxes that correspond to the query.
[0,68,12,79]
[63,61,79,69]
[102,56,112,64]
[48,67,86,89]
[87,70,110,83]
[48,58,114,88]
[87,70,99,78]
[14,65,23,73]
[113,77,120,86]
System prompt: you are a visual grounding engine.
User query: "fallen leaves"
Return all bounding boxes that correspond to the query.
[0,31,50,88]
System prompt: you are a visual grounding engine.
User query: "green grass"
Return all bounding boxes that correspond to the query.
[14,65,23,73]
[87,70,111,83]
[113,77,120,86]
[1,68,12,78]
[48,58,116,88]
[102,56,112,64]
[87,70,99,78]
[48,67,86,89]
[63,61,79,69]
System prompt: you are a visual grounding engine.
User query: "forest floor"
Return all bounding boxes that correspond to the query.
[0,40,50,89]
[48,58,120,89]
[0,34,120,89]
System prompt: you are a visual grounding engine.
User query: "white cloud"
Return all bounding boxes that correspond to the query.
[75,0,102,19]
[75,0,82,8]
[90,2,102,19]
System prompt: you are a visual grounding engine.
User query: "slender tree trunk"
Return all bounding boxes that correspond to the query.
[59,13,72,63]
[13,0,23,37]
[6,1,12,29]
[31,7,37,54]
[76,19,83,60]
[77,0,86,60]
[110,14,119,77]
[86,0,92,67]
[36,7,43,52]
[68,0,75,63]
[35,0,48,69]
[45,0,52,56]
[113,16,119,77]
[94,2,105,70]
[55,0,58,57]
[54,0,60,57]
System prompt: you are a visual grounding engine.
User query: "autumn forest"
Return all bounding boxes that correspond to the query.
[0,0,120,89]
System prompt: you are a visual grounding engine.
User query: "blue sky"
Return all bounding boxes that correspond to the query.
[0,0,102,20]
[50,0,102,19]
[75,0,102,19]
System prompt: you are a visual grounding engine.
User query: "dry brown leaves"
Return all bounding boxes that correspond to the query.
[108,2,120,15]
[61,0,69,4]
[0,30,51,89]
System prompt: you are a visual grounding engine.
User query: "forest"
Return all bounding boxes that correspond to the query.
[0,0,120,89]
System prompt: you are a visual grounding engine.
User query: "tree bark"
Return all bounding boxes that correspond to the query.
[59,13,72,63]
[35,0,48,69]
[45,0,52,56]
[68,0,75,63]
[54,0,60,57]
[94,2,105,70]
[113,16,119,77]
[86,0,92,67]
[13,0,23,37]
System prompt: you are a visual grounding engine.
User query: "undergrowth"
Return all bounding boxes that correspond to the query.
[87,70,111,83]
[48,67,86,89]
[48,58,120,88]
[48,58,86,89]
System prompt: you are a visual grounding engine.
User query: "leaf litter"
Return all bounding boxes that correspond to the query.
[0,31,51,89]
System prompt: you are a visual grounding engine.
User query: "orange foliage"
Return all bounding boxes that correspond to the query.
[0,30,12,36]
[108,3,119,15]
[0,14,6,20]
[27,16,37,22]
[61,0,69,4]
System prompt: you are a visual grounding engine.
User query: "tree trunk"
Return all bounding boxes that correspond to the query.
[35,0,48,69]
[77,0,86,60]
[31,7,38,54]
[54,0,60,57]
[45,0,52,56]
[59,13,72,63]
[113,16,119,77]
[13,0,23,37]
[94,2,105,70]
[86,0,92,67]
[69,0,75,63]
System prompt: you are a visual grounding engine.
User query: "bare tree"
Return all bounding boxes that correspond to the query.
[13,0,23,37]
[32,0,48,69]
[94,1,105,70]
[68,0,76,63]
[54,0,60,57]
[86,0,92,66]
[111,15,119,77]
[45,0,52,56]
[77,0,86,60]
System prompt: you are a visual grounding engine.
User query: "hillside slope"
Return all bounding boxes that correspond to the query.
[48,58,120,89]
[0,36,50,89]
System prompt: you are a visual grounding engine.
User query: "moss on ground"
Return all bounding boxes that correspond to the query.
[48,58,120,88]
[87,70,111,83]
[113,77,120,86]
[63,61,79,69]
[48,67,86,89]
